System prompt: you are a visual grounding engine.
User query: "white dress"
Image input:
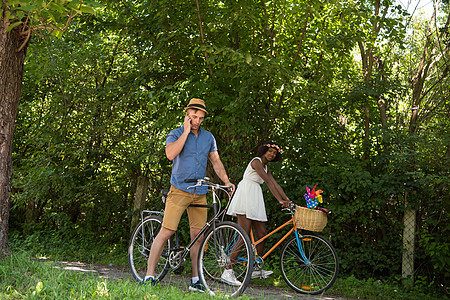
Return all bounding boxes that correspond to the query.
[226,157,268,222]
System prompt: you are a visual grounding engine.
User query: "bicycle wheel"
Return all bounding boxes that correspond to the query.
[280,233,339,295]
[198,221,254,298]
[128,215,171,282]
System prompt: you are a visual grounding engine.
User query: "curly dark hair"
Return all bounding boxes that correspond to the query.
[257,141,282,162]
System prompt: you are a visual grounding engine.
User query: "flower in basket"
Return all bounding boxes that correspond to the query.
[316,189,323,203]
[304,193,318,208]
[305,185,324,209]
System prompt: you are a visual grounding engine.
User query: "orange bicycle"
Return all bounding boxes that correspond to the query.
[241,203,339,295]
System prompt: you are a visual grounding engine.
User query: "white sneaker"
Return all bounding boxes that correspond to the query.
[221,269,241,286]
[251,269,274,279]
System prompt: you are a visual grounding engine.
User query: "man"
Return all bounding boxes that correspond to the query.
[143,98,235,292]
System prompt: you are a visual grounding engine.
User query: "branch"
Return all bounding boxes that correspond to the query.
[36,9,80,32]
[434,4,450,69]
[195,0,214,80]
[261,0,275,58]
[358,41,369,78]
[291,6,310,70]
[17,28,31,52]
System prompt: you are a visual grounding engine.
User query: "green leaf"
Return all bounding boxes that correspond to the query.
[79,5,96,14]
[83,0,103,8]
[245,53,252,64]
[66,2,82,13]
[51,30,64,38]
[36,281,43,293]
[7,21,23,32]
[49,2,66,13]
[14,4,38,12]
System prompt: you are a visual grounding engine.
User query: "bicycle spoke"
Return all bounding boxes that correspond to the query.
[128,216,170,282]
[280,234,338,295]
[198,222,253,298]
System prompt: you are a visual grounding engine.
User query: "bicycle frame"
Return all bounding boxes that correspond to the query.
[157,180,231,267]
[250,208,310,264]
[223,204,338,295]
[129,177,256,298]
[251,218,295,260]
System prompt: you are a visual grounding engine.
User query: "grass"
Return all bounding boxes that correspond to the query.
[3,232,447,300]
[2,252,445,300]
[0,251,252,299]
[249,265,445,300]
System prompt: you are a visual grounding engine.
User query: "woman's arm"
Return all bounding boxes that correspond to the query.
[268,169,290,201]
[251,159,290,207]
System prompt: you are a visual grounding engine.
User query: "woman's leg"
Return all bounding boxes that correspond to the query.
[252,220,267,255]
[237,214,252,235]
[227,214,252,266]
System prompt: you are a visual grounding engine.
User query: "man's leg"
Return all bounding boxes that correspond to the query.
[145,227,175,277]
[146,185,187,278]
[189,227,202,277]
[186,193,207,278]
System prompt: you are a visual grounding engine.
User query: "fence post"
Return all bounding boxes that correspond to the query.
[402,192,416,284]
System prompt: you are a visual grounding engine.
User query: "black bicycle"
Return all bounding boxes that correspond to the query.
[128,177,254,297]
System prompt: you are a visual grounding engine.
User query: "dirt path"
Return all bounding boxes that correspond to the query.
[43,259,347,300]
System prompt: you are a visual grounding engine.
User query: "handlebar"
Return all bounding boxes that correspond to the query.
[184,177,232,191]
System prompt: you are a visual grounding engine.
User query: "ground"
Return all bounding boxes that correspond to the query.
[41,259,349,300]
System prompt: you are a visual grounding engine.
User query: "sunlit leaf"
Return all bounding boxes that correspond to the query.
[6,21,23,32]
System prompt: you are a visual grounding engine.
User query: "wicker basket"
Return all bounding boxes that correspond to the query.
[295,206,327,232]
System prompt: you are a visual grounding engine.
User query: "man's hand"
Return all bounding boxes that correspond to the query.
[184,115,192,133]
[225,182,236,195]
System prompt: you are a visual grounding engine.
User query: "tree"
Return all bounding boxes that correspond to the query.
[0,0,99,259]
[401,3,449,282]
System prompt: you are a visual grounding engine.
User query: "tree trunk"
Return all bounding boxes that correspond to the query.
[131,175,149,228]
[0,15,29,258]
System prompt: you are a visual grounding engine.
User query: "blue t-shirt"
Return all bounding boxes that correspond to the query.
[166,126,218,195]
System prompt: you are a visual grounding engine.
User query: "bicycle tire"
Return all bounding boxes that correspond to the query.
[199,222,248,282]
[198,221,254,298]
[279,233,339,295]
[128,215,171,282]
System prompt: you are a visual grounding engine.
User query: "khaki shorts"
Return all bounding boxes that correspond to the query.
[162,185,207,231]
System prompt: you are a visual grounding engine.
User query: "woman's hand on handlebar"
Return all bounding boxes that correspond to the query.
[278,198,290,208]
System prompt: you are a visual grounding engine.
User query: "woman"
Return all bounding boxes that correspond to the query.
[221,142,290,285]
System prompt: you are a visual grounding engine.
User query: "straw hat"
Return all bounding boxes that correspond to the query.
[184,98,208,114]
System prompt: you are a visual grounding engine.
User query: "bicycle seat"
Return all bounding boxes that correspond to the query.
[160,189,169,197]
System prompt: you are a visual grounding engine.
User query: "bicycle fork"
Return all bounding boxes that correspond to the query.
[294,231,310,264]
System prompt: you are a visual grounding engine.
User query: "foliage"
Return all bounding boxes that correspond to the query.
[2,0,101,34]
[7,0,450,297]
[8,229,127,265]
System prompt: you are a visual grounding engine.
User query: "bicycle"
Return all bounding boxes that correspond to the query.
[239,202,339,295]
[128,177,254,298]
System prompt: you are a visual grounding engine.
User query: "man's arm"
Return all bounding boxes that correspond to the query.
[208,151,235,192]
[166,116,191,161]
